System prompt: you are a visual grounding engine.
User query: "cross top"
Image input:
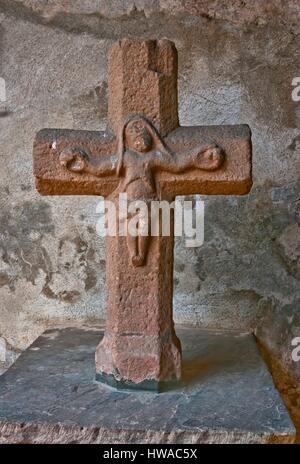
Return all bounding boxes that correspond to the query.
[33,39,252,391]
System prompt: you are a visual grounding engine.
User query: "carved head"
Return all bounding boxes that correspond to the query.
[116,115,171,176]
[124,119,153,153]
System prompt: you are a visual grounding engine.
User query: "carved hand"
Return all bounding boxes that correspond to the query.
[59,147,88,172]
[59,147,117,177]
[194,145,225,171]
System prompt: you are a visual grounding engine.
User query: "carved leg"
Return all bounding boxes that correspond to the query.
[136,235,150,266]
[126,233,138,265]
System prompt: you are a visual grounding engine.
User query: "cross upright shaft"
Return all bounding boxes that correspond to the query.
[33,39,252,391]
[108,39,179,136]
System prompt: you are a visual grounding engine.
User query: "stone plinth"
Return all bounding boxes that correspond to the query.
[0,327,295,444]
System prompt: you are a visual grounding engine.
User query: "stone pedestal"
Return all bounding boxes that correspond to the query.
[0,326,295,444]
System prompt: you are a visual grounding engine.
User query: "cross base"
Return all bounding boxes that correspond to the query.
[95,372,180,392]
[95,330,182,391]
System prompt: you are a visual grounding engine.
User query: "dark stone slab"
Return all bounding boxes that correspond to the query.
[0,327,296,444]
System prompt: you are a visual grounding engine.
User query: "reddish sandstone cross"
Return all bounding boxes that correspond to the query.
[33,39,252,391]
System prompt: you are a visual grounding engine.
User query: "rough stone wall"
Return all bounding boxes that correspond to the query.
[0,0,299,396]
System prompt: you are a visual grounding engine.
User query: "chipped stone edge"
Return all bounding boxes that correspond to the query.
[0,420,295,444]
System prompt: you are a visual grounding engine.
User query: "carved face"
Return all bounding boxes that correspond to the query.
[125,120,153,153]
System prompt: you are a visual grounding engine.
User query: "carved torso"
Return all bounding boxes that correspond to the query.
[113,149,163,200]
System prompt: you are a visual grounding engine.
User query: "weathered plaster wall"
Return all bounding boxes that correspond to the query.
[0,0,299,397]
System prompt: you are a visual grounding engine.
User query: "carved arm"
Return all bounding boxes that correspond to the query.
[151,144,225,173]
[59,146,118,176]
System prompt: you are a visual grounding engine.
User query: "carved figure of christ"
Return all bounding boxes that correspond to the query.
[33,39,252,391]
[60,115,224,267]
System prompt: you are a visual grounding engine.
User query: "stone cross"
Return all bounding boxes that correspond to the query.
[33,39,252,391]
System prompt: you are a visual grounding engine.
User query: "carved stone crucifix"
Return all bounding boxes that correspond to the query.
[33,39,252,391]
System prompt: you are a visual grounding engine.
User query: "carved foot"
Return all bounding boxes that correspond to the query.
[131,254,145,267]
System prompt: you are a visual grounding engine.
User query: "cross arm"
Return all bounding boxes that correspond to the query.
[157,124,252,196]
[33,128,118,196]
